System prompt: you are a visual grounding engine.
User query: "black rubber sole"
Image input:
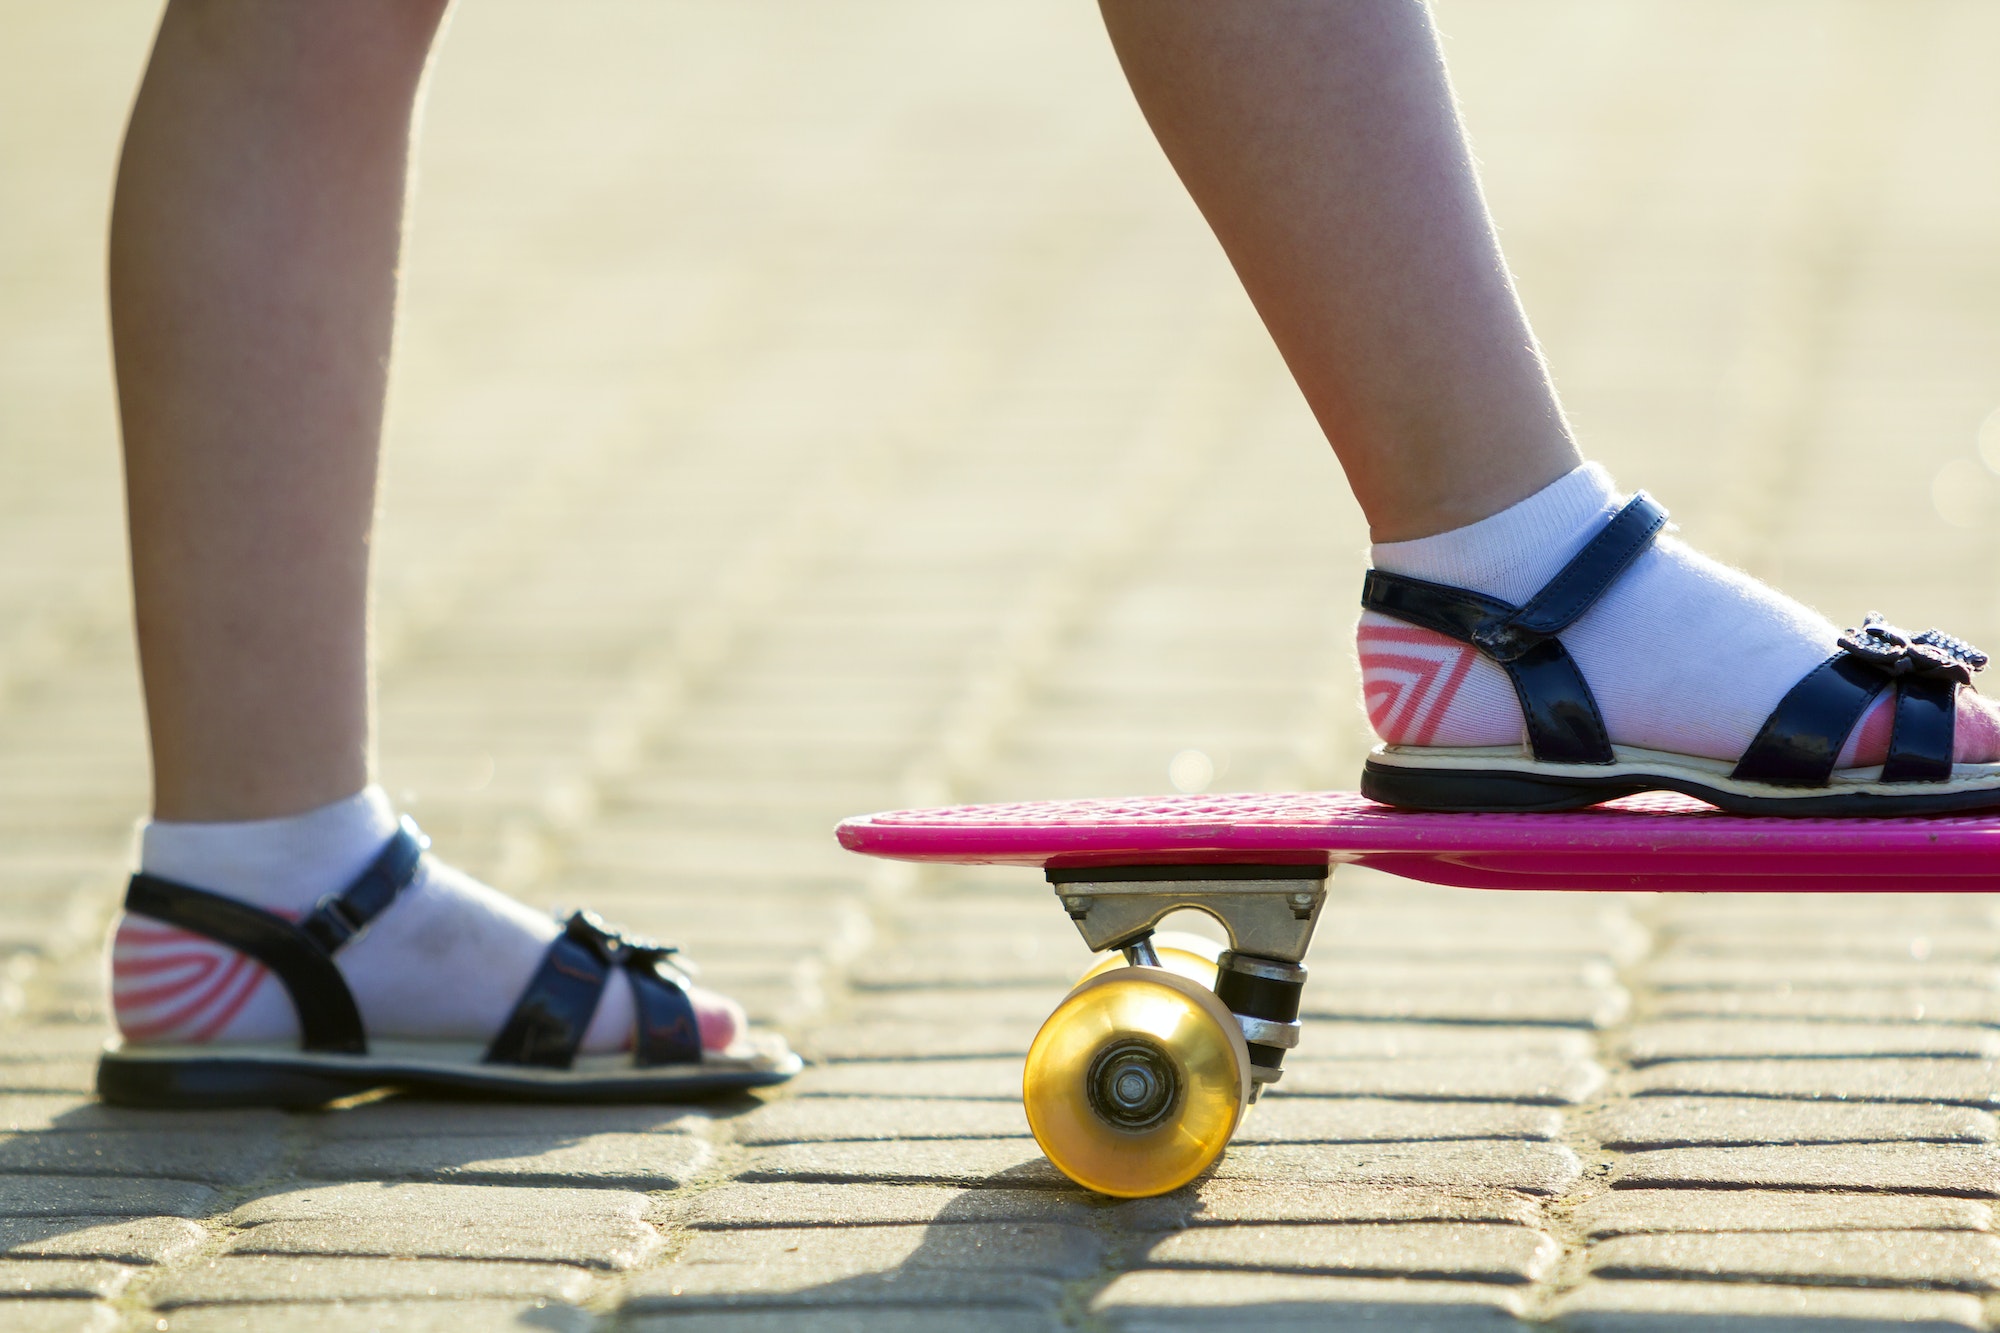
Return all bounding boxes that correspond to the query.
[1361,759,2000,818]
[97,1051,798,1109]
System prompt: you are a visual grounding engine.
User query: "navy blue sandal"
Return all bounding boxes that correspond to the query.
[1358,494,2000,816]
[97,819,799,1107]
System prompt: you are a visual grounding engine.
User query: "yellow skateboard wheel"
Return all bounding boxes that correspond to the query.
[1075,930,1225,990]
[1022,968,1250,1198]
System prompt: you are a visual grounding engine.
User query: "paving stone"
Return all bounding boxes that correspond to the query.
[1648,991,2000,1025]
[624,1313,1058,1333]
[848,987,1067,1024]
[625,1267,1065,1311]
[1576,1190,1992,1238]
[0,1260,133,1298]
[1592,1099,1996,1149]
[1294,1025,1594,1061]
[150,1256,595,1306]
[298,1131,712,1187]
[0,1032,114,1063]
[1550,1280,1981,1330]
[228,1184,661,1270]
[0,1176,216,1218]
[1217,1142,1581,1195]
[1305,960,1618,987]
[1642,959,1999,990]
[0,1062,98,1094]
[731,1097,1029,1144]
[0,1130,285,1184]
[801,1021,1037,1061]
[0,1304,116,1333]
[673,1221,1101,1279]
[1625,1059,2000,1107]
[301,1100,713,1137]
[1236,1099,1561,1144]
[739,1139,1060,1187]
[1314,907,1648,962]
[1282,1058,1605,1105]
[847,954,1073,990]
[1144,1222,1557,1284]
[670,1183,1101,1229]
[0,1097,288,1135]
[1659,928,2000,960]
[1092,1271,1526,1331]
[1613,1144,2000,1195]
[153,1301,594,1332]
[1296,984,1626,1028]
[0,1216,207,1263]
[1585,1230,2000,1290]
[1124,1183,1545,1230]
[790,1060,1020,1101]
[1622,1021,2000,1064]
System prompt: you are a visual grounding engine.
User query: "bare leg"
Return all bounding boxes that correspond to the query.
[112,0,449,821]
[1099,0,1580,542]
[106,2,750,1060]
[1102,1,2000,802]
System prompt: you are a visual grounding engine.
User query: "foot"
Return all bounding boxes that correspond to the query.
[1356,463,2000,770]
[110,787,746,1052]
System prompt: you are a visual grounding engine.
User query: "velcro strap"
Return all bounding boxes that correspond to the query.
[1508,494,1666,636]
[299,818,428,953]
[1361,494,1668,664]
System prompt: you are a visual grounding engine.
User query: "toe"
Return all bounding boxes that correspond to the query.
[689,983,747,1052]
[1956,687,2000,763]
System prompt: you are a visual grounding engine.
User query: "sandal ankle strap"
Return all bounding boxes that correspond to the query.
[1361,493,1667,764]
[122,819,429,1055]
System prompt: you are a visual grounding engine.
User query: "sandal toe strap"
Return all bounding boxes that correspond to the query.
[485,911,701,1069]
[1734,615,1984,787]
[1883,674,1956,783]
[1732,655,1891,787]
[629,957,701,1066]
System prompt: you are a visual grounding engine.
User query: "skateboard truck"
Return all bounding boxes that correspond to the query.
[1046,862,1326,1101]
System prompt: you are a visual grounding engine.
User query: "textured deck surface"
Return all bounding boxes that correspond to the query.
[842,792,2000,889]
[7,1,2000,1329]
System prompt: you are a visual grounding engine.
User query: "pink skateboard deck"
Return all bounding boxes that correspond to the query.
[837,791,2000,893]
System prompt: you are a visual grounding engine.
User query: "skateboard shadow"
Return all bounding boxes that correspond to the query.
[742,1158,1890,1333]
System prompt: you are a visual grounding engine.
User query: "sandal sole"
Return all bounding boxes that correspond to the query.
[96,1038,801,1109]
[1363,749,2000,817]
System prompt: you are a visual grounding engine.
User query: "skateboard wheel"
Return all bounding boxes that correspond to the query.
[1075,930,1224,989]
[1022,968,1250,1198]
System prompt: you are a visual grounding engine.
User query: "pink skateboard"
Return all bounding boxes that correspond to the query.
[837,789,2000,893]
[835,791,2000,1196]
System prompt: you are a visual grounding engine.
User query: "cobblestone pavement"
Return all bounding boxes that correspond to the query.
[6,1,2000,1329]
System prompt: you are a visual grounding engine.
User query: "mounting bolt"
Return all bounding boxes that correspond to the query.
[1289,891,1316,920]
[1062,895,1092,918]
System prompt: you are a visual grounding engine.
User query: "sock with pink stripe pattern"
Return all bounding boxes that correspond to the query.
[1355,463,2000,768]
[111,786,743,1052]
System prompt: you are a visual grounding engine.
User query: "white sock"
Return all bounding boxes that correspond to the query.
[112,786,735,1051]
[1356,463,2000,767]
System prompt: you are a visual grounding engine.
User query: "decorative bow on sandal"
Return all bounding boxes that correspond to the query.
[559,908,684,967]
[1838,614,1989,686]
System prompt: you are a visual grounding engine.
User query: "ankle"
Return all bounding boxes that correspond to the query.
[138,785,398,913]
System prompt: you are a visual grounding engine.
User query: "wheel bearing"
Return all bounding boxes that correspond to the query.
[1085,1037,1180,1131]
